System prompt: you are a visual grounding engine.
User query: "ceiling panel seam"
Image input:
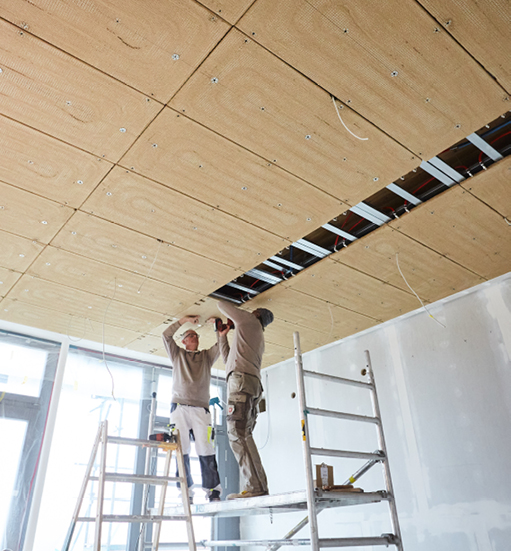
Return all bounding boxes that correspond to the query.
[159,23,232,107]
[162,106,354,205]
[390,226,489,280]
[459,185,511,221]
[48,211,264,271]
[413,1,511,96]
[2,273,196,317]
[106,165,318,242]
[0,113,120,165]
[0,295,160,335]
[0,16,170,104]
[282,288,384,323]
[230,29,422,159]
[25,246,209,297]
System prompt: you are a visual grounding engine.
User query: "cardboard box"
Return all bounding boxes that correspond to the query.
[315,463,334,488]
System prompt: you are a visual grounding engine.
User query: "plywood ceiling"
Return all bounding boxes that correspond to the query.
[0,0,510,368]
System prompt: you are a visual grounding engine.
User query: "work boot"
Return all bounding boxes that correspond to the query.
[209,490,221,502]
[227,490,269,499]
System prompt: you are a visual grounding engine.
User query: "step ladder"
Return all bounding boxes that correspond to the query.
[62,420,196,551]
[293,331,404,551]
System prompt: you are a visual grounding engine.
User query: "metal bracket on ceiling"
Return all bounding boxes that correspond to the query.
[466,132,503,162]
[322,223,358,241]
[246,268,282,285]
[350,202,391,226]
[268,256,304,271]
[427,156,465,183]
[420,159,459,187]
[293,239,330,258]
[386,183,422,205]
[226,282,259,295]
[210,291,243,304]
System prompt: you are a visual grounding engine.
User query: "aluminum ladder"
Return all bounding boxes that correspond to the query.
[294,331,404,551]
[62,420,196,551]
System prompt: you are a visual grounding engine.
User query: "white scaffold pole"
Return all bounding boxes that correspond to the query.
[293,332,319,551]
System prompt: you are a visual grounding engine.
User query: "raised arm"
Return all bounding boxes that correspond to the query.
[162,315,199,361]
[217,300,245,324]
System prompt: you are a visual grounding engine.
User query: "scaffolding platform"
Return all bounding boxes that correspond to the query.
[158,489,389,519]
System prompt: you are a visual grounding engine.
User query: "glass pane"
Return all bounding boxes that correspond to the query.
[0,418,27,546]
[0,340,47,397]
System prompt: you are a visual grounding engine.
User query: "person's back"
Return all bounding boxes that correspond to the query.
[216,301,274,499]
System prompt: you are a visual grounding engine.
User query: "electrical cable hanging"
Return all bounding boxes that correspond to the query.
[332,96,368,141]
[137,238,163,294]
[102,277,118,400]
[395,253,446,328]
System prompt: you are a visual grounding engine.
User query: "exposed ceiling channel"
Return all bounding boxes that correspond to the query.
[211,111,511,303]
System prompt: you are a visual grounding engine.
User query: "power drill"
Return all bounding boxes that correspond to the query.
[214,318,235,332]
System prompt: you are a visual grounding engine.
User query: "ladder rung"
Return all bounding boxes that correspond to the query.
[307,407,380,425]
[89,473,181,484]
[107,435,178,449]
[200,535,398,547]
[77,514,188,523]
[303,370,373,389]
[310,448,385,461]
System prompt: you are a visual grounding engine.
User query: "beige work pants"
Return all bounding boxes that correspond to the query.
[227,371,268,494]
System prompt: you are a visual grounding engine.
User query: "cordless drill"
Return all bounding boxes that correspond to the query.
[214,318,235,332]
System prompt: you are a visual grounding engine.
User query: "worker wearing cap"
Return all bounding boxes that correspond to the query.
[162,315,222,502]
[216,301,274,499]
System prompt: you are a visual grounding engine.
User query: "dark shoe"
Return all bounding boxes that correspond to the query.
[209,490,221,502]
[227,490,269,499]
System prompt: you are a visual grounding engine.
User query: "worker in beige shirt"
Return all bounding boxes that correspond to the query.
[216,300,274,499]
[162,315,222,502]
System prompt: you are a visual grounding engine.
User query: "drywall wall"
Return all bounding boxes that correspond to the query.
[246,271,511,551]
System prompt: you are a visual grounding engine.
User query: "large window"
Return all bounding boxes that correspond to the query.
[0,331,61,551]
[0,332,232,551]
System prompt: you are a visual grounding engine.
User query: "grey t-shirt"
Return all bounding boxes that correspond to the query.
[162,321,220,409]
[217,301,265,380]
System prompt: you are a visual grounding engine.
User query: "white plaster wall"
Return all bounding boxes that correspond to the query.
[244,272,511,551]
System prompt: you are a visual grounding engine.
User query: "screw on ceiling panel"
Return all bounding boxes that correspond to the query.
[152,143,158,148]
[455,124,461,129]
[77,180,83,184]
[172,54,180,60]
[373,177,379,181]
[445,20,452,26]
[391,71,398,77]
[211,77,219,83]
[119,127,126,133]
[305,135,311,140]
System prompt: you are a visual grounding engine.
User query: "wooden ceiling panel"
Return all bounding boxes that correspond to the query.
[0,19,160,161]
[261,341,293,369]
[28,247,200,316]
[265,318,338,354]
[1,0,229,103]
[0,230,45,272]
[0,297,141,347]
[81,167,287,270]
[7,275,167,334]
[417,0,511,92]
[284,257,419,322]
[237,0,508,158]
[390,186,511,281]
[0,182,74,242]
[244,285,377,336]
[170,28,418,205]
[0,116,112,208]
[121,107,344,240]
[124,333,169,357]
[0,268,22,298]
[197,0,256,24]
[51,212,242,295]
[333,225,485,303]
[461,156,511,219]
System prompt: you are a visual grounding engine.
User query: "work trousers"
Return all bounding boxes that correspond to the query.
[170,403,221,497]
[226,372,268,494]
